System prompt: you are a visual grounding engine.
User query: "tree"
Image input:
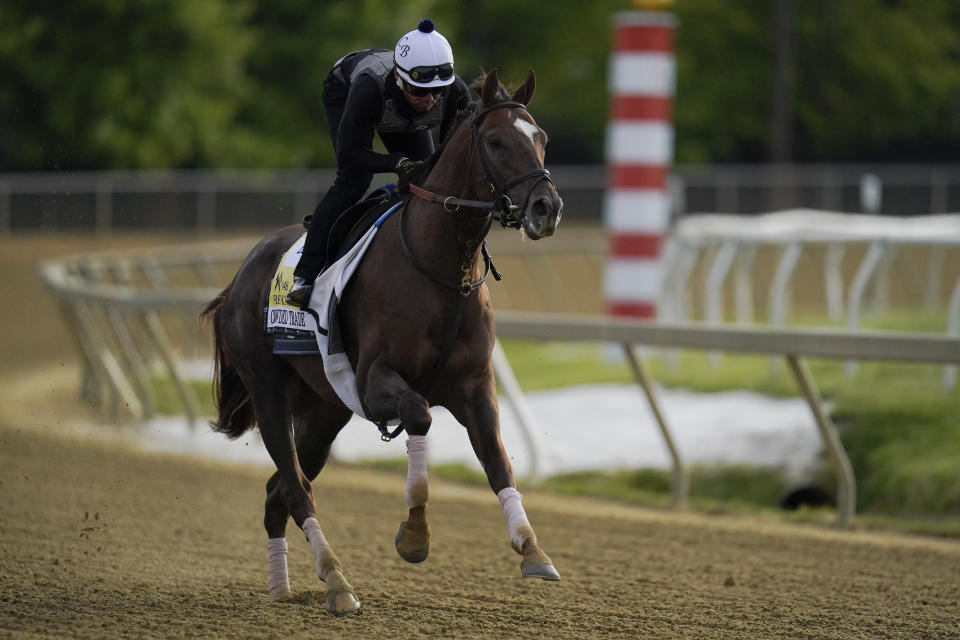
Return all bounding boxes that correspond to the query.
[2,0,958,169]
[672,0,773,162]
[0,0,256,169]
[672,0,960,162]
[793,0,960,161]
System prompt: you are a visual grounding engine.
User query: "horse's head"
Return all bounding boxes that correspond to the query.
[472,69,563,240]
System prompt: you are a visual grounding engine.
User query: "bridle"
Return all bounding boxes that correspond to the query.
[400,99,555,298]
[407,100,555,229]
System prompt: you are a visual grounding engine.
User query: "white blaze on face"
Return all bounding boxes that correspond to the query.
[514,117,540,147]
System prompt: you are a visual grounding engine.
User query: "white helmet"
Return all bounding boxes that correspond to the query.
[394,19,455,88]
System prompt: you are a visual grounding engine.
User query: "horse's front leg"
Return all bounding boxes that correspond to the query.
[394,434,431,562]
[448,373,561,581]
[363,362,433,563]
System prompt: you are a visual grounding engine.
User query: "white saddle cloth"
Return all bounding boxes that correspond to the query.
[265,202,403,422]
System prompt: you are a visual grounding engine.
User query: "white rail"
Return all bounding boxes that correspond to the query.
[663,210,960,388]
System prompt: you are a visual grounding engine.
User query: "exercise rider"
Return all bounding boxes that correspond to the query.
[287,18,471,306]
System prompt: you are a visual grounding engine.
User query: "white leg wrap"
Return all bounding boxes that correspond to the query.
[267,537,290,598]
[302,517,338,579]
[498,487,537,552]
[405,434,429,508]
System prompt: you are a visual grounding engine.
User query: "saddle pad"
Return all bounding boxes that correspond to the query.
[265,233,323,354]
[265,201,404,421]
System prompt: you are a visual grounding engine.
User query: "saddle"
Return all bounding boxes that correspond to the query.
[304,184,403,272]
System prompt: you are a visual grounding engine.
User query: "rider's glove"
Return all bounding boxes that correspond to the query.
[395,157,425,180]
[395,157,425,193]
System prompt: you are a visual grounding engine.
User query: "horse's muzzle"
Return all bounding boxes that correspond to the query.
[522,193,563,240]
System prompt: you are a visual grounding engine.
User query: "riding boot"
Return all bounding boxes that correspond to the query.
[286,276,314,308]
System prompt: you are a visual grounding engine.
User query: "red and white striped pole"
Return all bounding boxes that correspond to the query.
[604,5,677,319]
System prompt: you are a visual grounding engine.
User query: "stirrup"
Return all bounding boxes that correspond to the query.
[286,277,313,307]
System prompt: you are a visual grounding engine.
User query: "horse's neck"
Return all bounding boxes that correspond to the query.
[412,133,491,263]
[404,199,489,279]
[424,130,477,202]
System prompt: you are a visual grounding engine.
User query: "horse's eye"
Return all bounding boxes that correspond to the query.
[486,135,504,149]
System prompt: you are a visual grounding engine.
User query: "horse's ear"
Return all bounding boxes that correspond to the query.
[511,70,536,106]
[481,68,501,105]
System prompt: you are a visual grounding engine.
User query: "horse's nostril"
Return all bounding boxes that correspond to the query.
[533,197,550,218]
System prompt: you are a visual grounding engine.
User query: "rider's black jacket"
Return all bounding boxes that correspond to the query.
[328,49,471,171]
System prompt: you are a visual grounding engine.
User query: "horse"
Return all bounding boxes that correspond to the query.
[202,69,563,615]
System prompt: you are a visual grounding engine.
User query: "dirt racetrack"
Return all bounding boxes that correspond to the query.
[2,416,960,640]
[1,234,959,639]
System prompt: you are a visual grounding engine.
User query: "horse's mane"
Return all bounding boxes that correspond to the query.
[405,72,512,187]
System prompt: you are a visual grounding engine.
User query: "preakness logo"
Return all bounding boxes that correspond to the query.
[269,308,307,328]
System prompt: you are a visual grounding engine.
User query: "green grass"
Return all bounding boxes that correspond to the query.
[157,309,960,535]
[493,341,633,390]
[542,465,789,511]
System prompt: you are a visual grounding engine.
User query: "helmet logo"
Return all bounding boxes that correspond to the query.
[398,42,410,58]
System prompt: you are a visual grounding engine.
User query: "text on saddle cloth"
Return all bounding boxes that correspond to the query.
[265,232,321,347]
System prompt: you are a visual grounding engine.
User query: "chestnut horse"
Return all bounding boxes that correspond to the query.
[203,70,563,615]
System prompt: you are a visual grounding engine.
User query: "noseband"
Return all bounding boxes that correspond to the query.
[408,100,555,229]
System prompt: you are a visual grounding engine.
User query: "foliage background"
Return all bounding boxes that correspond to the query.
[2,0,959,170]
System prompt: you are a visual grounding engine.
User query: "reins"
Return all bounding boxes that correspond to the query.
[408,183,515,217]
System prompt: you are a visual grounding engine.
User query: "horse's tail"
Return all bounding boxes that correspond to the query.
[201,287,256,439]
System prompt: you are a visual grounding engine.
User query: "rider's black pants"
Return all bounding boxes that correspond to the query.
[294,74,435,282]
[295,167,374,280]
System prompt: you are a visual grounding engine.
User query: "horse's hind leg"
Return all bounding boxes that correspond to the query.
[254,383,360,614]
[263,390,352,601]
[362,362,433,563]
[448,374,561,581]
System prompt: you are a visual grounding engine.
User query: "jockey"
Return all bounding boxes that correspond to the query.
[287,18,471,306]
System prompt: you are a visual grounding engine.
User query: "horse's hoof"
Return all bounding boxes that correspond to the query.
[521,559,561,581]
[395,521,430,563]
[520,542,561,581]
[268,585,291,601]
[321,568,361,615]
[326,590,361,616]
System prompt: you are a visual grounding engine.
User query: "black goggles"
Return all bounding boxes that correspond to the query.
[400,62,454,83]
[401,79,444,98]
